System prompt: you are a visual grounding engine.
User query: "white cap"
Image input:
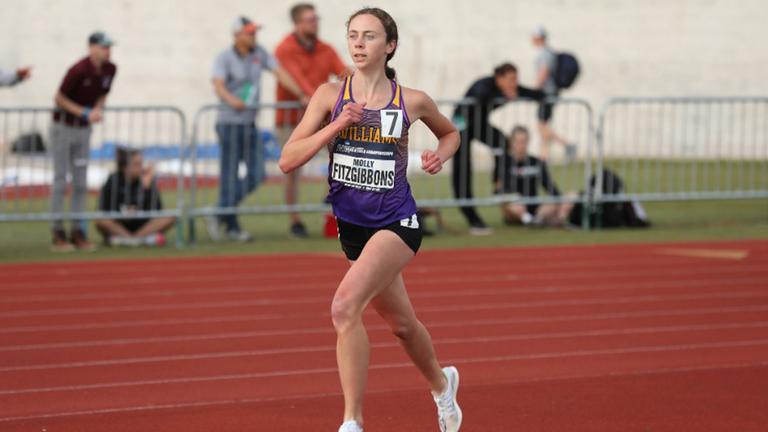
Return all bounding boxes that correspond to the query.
[532,25,547,39]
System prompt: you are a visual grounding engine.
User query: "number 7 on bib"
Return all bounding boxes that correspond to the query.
[380,110,403,138]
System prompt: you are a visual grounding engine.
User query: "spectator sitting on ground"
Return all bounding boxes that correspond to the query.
[95,147,174,246]
[451,62,546,235]
[495,125,575,227]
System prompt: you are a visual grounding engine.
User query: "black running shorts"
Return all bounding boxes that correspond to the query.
[336,216,423,261]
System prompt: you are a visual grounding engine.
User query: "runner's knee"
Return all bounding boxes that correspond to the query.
[331,293,361,332]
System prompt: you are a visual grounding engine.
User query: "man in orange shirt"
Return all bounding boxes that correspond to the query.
[276,3,349,238]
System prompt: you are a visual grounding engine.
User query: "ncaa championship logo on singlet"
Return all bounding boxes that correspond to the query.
[332,117,403,193]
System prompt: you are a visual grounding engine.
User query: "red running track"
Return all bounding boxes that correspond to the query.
[0,239,767,431]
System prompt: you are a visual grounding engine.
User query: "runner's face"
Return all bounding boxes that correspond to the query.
[347,14,394,70]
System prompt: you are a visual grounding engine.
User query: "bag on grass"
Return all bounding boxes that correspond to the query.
[11,132,46,154]
[568,169,651,228]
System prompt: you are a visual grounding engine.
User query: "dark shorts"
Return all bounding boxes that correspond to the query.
[336,217,423,261]
[97,218,148,241]
[537,101,554,122]
[526,203,540,215]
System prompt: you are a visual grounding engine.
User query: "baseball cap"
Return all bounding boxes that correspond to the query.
[231,16,262,34]
[88,31,115,47]
[532,25,547,39]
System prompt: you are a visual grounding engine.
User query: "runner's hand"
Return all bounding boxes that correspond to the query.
[421,150,443,175]
[335,102,365,129]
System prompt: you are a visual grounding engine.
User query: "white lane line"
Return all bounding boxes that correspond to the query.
[1,321,766,372]
[2,292,768,352]
[0,362,768,423]
[2,279,767,319]
[416,291,768,313]
[0,360,766,423]
[0,274,519,304]
[0,251,694,283]
[2,266,764,304]
[3,302,768,336]
[1,339,767,396]
[1,256,763,292]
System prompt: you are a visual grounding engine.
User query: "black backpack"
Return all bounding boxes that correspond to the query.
[554,52,580,89]
[568,169,651,228]
[11,132,46,154]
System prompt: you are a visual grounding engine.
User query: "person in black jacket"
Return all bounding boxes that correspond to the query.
[95,147,175,246]
[495,125,574,227]
[452,63,545,234]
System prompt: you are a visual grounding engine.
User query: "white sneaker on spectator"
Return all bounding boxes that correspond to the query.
[338,420,363,432]
[433,366,462,432]
[226,230,253,242]
[468,221,493,236]
[205,215,222,242]
[110,235,142,247]
[142,233,166,247]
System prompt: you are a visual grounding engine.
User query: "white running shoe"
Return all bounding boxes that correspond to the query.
[433,366,462,432]
[204,215,222,242]
[338,420,363,432]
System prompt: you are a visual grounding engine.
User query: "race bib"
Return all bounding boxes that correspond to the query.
[332,140,396,192]
[380,110,403,138]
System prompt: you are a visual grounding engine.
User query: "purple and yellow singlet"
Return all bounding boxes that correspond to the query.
[327,75,418,227]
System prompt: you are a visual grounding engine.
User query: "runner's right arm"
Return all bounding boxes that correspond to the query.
[278,82,364,173]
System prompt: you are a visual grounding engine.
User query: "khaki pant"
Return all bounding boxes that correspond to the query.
[49,122,91,231]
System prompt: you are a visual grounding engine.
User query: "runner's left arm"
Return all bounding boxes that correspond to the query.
[407,89,459,175]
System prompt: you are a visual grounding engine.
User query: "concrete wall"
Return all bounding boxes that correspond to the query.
[1,0,766,119]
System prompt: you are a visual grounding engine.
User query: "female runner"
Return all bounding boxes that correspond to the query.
[279,7,462,432]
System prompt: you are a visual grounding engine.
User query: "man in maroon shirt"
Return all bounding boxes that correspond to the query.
[50,31,117,252]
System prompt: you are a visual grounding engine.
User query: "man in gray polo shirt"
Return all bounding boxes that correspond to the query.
[210,16,307,241]
[532,26,575,162]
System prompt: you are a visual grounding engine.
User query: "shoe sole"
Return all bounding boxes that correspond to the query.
[444,366,463,432]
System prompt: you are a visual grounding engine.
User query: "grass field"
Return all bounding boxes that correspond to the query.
[0,197,765,263]
[0,160,766,263]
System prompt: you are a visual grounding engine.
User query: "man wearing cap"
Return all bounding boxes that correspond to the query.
[49,31,117,252]
[532,26,575,161]
[275,3,349,238]
[209,16,308,242]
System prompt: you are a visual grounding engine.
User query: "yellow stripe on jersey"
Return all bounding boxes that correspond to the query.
[392,84,401,107]
[343,76,352,101]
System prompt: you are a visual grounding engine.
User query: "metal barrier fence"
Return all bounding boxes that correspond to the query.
[4,96,766,245]
[185,97,594,240]
[595,97,768,202]
[0,106,186,246]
